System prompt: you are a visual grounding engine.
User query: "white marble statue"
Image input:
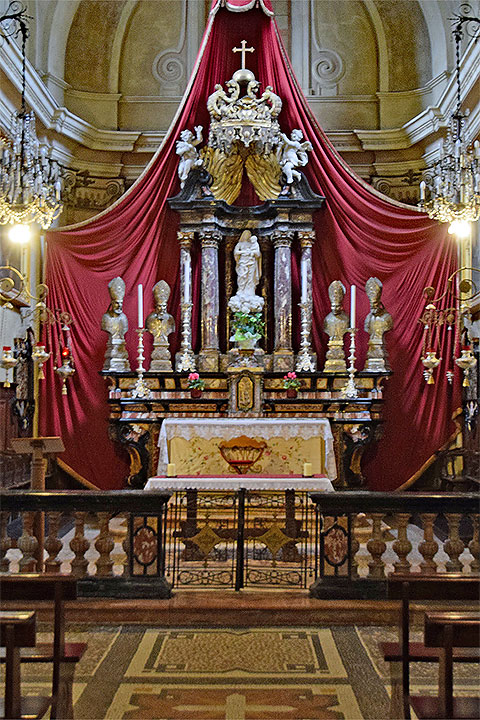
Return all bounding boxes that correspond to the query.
[228,230,264,314]
[176,126,203,187]
[277,129,313,184]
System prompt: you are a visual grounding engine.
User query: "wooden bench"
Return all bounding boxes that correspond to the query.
[381,573,480,719]
[0,574,87,720]
[0,610,51,720]
[410,612,480,719]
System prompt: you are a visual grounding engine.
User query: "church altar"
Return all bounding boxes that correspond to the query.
[145,476,334,492]
[156,417,336,479]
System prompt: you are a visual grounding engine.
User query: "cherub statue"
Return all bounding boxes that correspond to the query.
[176,126,203,187]
[323,280,349,373]
[146,280,175,372]
[364,277,393,372]
[101,276,130,372]
[277,129,313,185]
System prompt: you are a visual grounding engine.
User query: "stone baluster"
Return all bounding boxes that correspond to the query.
[444,514,464,572]
[199,231,221,372]
[366,513,386,579]
[272,231,294,371]
[176,230,196,372]
[44,512,62,573]
[17,512,39,572]
[0,511,12,571]
[69,512,90,578]
[392,513,412,574]
[419,513,438,574]
[94,512,114,577]
[468,515,480,573]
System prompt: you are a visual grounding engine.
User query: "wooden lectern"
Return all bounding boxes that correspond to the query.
[10,437,65,572]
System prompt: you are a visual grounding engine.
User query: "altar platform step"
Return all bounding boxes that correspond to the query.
[3,590,473,628]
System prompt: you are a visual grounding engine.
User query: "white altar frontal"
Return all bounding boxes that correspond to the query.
[155,417,336,481]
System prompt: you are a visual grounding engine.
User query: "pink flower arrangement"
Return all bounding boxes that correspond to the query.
[187,372,205,390]
[283,371,301,389]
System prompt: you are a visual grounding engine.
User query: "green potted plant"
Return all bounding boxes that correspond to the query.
[283,371,301,398]
[230,311,264,350]
[187,372,205,398]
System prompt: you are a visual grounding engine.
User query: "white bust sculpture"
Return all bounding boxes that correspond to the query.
[228,230,264,314]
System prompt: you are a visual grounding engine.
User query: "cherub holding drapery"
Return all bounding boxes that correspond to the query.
[176,126,203,187]
[277,129,313,184]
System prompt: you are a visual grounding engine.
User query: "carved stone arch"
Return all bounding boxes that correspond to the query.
[46,0,81,90]
[417,0,449,78]
[363,0,389,93]
[109,0,138,94]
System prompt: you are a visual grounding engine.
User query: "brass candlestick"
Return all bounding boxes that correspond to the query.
[176,301,196,372]
[341,328,359,398]
[296,302,315,372]
[131,328,151,398]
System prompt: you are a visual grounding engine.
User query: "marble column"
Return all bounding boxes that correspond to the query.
[296,230,317,371]
[176,231,196,371]
[199,231,221,372]
[273,231,294,372]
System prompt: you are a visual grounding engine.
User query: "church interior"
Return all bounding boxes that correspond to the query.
[0,0,479,718]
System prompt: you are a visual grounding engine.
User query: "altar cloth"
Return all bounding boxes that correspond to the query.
[145,475,334,492]
[156,418,336,479]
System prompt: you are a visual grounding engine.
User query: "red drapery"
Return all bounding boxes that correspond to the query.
[42,2,460,490]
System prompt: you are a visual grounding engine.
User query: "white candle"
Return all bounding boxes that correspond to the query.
[167,463,176,477]
[350,285,356,329]
[137,284,143,328]
[184,255,191,304]
[419,181,426,202]
[301,258,307,303]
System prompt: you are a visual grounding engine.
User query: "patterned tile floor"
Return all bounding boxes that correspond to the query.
[2,624,478,719]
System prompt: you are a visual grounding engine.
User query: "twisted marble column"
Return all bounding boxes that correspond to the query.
[273,231,294,371]
[199,231,221,371]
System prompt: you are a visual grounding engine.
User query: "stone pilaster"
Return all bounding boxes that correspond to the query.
[199,231,221,372]
[273,232,294,372]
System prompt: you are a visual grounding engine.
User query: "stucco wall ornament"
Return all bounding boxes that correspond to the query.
[176,40,312,203]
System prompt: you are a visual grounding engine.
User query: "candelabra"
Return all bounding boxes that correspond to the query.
[341,329,359,398]
[131,328,151,398]
[420,267,479,385]
[419,5,480,227]
[296,302,315,372]
[0,346,18,386]
[176,301,196,372]
[54,346,75,395]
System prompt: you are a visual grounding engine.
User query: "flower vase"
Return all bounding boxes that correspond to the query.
[190,388,202,398]
[286,388,297,398]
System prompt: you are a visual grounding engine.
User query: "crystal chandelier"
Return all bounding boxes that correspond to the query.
[419,5,480,226]
[0,2,62,230]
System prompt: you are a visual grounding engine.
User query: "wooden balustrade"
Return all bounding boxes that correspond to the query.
[309,491,479,599]
[0,490,478,598]
[0,490,171,598]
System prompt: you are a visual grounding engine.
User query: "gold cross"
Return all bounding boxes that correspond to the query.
[232,40,255,70]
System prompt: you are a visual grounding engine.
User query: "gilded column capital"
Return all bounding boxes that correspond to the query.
[201,231,221,248]
[299,230,315,248]
[272,232,293,249]
[177,230,195,249]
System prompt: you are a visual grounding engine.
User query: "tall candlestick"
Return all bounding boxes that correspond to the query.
[137,284,143,328]
[350,285,356,329]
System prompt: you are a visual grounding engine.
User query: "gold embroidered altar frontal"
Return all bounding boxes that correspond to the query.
[157,418,336,478]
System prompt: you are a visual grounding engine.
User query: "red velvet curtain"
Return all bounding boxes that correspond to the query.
[42,3,460,490]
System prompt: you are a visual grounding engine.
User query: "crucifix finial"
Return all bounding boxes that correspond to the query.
[232,40,255,70]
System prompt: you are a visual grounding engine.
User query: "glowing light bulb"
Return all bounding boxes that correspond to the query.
[448,219,470,239]
[8,224,31,244]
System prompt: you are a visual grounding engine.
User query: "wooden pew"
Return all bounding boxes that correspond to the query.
[0,610,50,720]
[409,612,480,719]
[0,574,87,720]
[381,573,480,719]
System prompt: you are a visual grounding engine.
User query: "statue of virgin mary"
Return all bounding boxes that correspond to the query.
[228,230,264,314]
